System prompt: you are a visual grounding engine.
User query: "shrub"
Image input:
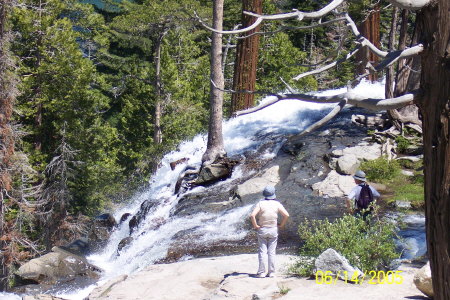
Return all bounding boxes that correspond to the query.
[291,214,399,276]
[395,136,411,153]
[360,157,401,183]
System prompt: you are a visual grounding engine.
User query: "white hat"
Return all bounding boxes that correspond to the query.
[353,170,366,181]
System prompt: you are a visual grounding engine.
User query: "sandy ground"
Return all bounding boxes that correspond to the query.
[87,254,430,300]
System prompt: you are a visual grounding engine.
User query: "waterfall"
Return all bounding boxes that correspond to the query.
[53,81,385,299]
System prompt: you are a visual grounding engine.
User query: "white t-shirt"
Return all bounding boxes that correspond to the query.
[255,200,288,228]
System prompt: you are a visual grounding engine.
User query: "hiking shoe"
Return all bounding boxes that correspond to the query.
[256,273,265,278]
[266,273,276,278]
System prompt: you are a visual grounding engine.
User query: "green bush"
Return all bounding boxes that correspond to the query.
[361,157,401,183]
[291,215,399,276]
[395,136,411,153]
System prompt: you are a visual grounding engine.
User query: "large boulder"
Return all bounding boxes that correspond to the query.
[196,163,230,184]
[413,262,433,298]
[314,248,362,280]
[312,170,354,198]
[336,154,360,175]
[234,165,281,203]
[16,247,99,285]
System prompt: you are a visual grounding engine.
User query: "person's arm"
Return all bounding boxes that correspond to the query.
[346,187,357,213]
[250,204,261,230]
[278,205,289,228]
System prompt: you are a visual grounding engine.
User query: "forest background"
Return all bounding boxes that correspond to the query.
[0,0,414,289]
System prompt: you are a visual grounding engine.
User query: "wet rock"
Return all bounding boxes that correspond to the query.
[64,238,89,256]
[129,200,157,234]
[88,214,117,252]
[314,248,362,280]
[119,213,131,225]
[170,157,189,170]
[16,247,99,285]
[234,165,281,204]
[118,237,134,253]
[414,262,433,298]
[196,164,231,185]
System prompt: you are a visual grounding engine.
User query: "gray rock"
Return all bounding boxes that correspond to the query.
[314,248,361,280]
[413,262,433,298]
[118,237,134,253]
[336,154,360,175]
[16,248,99,285]
[234,165,280,203]
[312,170,354,198]
[395,200,412,209]
[401,170,415,176]
[88,213,117,252]
[196,163,232,185]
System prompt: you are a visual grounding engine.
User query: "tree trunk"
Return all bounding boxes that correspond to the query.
[153,31,167,145]
[385,6,398,100]
[356,4,380,81]
[416,1,450,299]
[0,0,16,291]
[202,0,226,165]
[230,0,262,114]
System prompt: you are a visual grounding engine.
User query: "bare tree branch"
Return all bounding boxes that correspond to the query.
[235,90,420,116]
[374,44,424,71]
[385,0,432,10]
[289,99,348,141]
[236,17,347,40]
[195,0,344,35]
[294,46,361,80]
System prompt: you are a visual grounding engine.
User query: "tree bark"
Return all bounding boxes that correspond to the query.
[415,1,450,299]
[356,4,380,81]
[202,0,226,165]
[230,0,262,114]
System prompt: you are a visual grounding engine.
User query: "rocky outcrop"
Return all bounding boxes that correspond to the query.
[16,246,100,285]
[87,254,422,300]
[314,248,362,280]
[88,213,117,252]
[413,262,433,298]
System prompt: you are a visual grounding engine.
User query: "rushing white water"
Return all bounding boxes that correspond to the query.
[0,292,21,300]
[51,80,385,299]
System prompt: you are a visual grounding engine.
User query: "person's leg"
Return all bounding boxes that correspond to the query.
[257,232,268,275]
[266,228,278,275]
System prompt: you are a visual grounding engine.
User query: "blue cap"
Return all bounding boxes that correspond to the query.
[263,185,276,200]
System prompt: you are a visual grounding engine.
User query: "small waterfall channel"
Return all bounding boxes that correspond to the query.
[5,81,426,300]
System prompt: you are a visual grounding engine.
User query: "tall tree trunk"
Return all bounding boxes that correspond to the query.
[385,6,399,99]
[202,0,226,165]
[416,1,450,299]
[356,4,380,81]
[230,0,262,114]
[0,0,16,291]
[153,31,167,145]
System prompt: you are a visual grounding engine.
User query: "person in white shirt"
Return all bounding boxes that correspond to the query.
[250,185,289,278]
[347,170,380,219]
